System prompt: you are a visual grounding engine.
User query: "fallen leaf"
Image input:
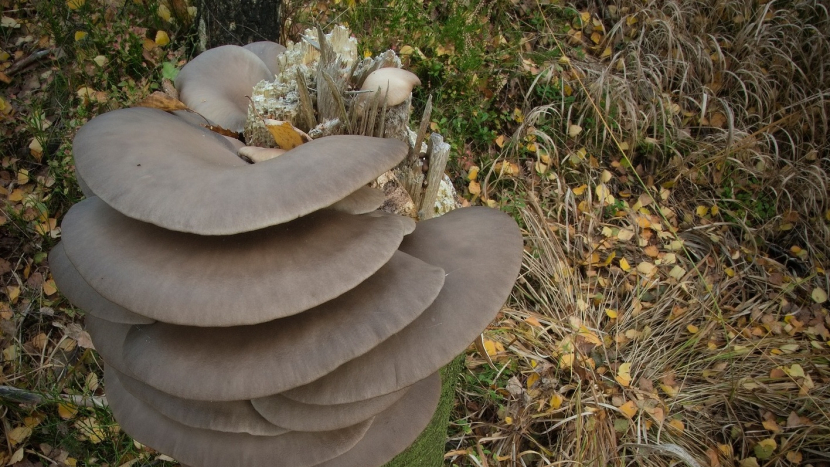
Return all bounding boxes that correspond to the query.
[74,30,88,41]
[155,30,170,46]
[668,419,684,433]
[494,134,506,148]
[134,91,188,112]
[812,287,827,304]
[753,438,776,460]
[786,451,802,463]
[264,119,308,150]
[572,184,588,196]
[526,372,540,389]
[619,258,631,272]
[616,362,632,387]
[58,402,78,420]
[467,166,479,181]
[29,138,43,161]
[468,180,481,196]
[9,448,24,465]
[617,229,634,241]
[8,426,32,446]
[67,0,85,9]
[43,279,58,295]
[568,124,583,138]
[637,262,656,275]
[549,393,563,410]
[618,400,637,418]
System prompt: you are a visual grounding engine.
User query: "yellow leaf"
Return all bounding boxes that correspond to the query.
[605,309,618,319]
[786,451,803,463]
[591,31,602,44]
[134,91,188,112]
[711,205,720,215]
[616,362,632,387]
[724,267,735,277]
[600,46,612,59]
[29,138,43,161]
[626,15,638,26]
[525,316,541,327]
[687,324,699,334]
[549,393,563,409]
[467,166,479,181]
[619,258,631,272]
[568,124,582,138]
[812,287,827,304]
[76,417,107,444]
[157,4,172,21]
[786,364,805,378]
[559,353,574,369]
[155,30,170,47]
[618,400,637,418]
[579,11,590,24]
[617,229,634,241]
[67,0,85,9]
[399,45,414,55]
[58,402,79,420]
[696,205,709,217]
[9,448,24,465]
[6,285,20,303]
[572,184,588,196]
[762,419,781,433]
[636,261,656,275]
[468,180,481,196]
[668,419,685,433]
[669,265,686,280]
[17,169,29,184]
[264,119,307,150]
[8,426,32,446]
[74,31,88,41]
[527,372,540,389]
[504,416,513,425]
[494,134,506,148]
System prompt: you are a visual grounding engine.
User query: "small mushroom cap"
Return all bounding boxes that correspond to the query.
[73,107,408,235]
[120,251,444,400]
[251,385,408,433]
[360,68,421,107]
[104,367,373,467]
[114,368,287,436]
[282,206,522,404]
[62,197,413,326]
[175,45,273,132]
[313,372,441,467]
[242,41,287,76]
[49,243,155,325]
[326,186,385,215]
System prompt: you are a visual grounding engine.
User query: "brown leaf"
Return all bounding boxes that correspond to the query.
[134,91,188,112]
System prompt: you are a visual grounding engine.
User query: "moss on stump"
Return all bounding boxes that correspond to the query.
[382,354,465,467]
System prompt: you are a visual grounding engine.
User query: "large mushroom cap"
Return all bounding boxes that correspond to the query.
[120,252,444,400]
[62,197,413,326]
[313,372,441,467]
[326,186,385,215]
[105,367,372,467]
[252,386,408,433]
[115,368,287,436]
[73,108,408,235]
[242,41,287,76]
[49,243,155,325]
[282,206,523,404]
[174,45,273,132]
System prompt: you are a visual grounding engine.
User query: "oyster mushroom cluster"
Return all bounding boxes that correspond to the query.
[49,40,522,467]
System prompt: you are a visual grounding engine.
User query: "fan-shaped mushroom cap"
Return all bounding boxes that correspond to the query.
[73,108,408,235]
[85,316,131,371]
[313,372,441,467]
[360,68,421,107]
[175,45,273,132]
[75,171,93,198]
[237,145,287,163]
[114,368,287,436]
[62,197,413,326]
[252,386,408,433]
[105,368,372,467]
[283,207,522,404]
[326,186,385,215]
[242,41,287,76]
[49,243,154,325]
[120,251,444,400]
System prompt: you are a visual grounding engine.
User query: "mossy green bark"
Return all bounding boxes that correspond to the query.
[382,354,465,467]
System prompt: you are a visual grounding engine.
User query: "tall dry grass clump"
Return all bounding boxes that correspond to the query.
[453,1,830,466]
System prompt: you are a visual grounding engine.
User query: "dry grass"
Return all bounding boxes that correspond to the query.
[450,1,830,466]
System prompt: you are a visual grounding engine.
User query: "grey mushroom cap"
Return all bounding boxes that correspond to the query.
[120,251,444,400]
[174,45,273,132]
[105,368,372,467]
[282,206,523,404]
[49,243,154,325]
[251,386,409,433]
[242,41,287,76]
[326,186,385,215]
[73,107,408,235]
[85,316,131,371]
[313,371,441,467]
[114,368,288,436]
[62,197,413,327]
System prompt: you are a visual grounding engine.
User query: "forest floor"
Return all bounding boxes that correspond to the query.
[1,0,829,466]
